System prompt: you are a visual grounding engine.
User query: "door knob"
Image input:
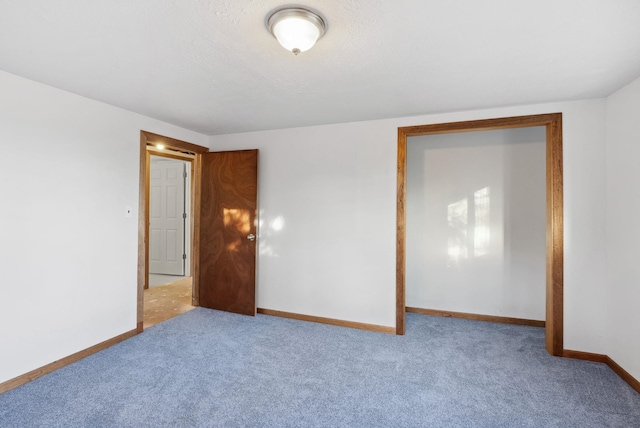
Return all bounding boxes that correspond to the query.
[247,233,256,241]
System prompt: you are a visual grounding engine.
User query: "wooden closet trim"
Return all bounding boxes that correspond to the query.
[396,113,564,356]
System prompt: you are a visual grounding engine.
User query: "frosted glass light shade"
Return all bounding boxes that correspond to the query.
[268,8,326,55]
[273,17,319,53]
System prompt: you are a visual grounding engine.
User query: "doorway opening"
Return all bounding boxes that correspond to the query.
[137,131,209,332]
[145,155,192,328]
[137,133,260,331]
[396,114,564,356]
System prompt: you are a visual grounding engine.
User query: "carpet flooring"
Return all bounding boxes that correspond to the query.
[1,309,639,427]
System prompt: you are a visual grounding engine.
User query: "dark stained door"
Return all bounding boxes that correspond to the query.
[198,149,258,316]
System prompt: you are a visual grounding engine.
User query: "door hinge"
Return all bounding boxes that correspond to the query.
[183,171,187,178]
[183,254,187,260]
[183,213,187,219]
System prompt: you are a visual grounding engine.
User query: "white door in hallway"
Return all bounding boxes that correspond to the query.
[149,157,186,275]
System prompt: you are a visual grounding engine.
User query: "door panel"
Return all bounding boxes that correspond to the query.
[199,149,258,316]
[149,158,186,275]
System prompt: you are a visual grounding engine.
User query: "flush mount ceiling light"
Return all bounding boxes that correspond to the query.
[267,7,326,55]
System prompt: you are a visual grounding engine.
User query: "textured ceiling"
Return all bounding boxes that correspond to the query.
[1,0,639,135]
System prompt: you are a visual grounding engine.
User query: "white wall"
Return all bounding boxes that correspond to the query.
[0,68,615,385]
[605,75,640,381]
[0,71,207,384]
[210,98,608,353]
[213,121,399,326]
[406,128,546,320]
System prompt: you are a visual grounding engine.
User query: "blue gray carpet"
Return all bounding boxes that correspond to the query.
[1,308,639,427]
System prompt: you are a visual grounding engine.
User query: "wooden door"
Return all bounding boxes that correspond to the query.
[198,149,258,316]
[149,158,186,275]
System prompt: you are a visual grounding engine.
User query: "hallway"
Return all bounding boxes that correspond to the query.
[143,276,194,329]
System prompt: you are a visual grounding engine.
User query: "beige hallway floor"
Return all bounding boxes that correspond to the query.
[143,277,195,329]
